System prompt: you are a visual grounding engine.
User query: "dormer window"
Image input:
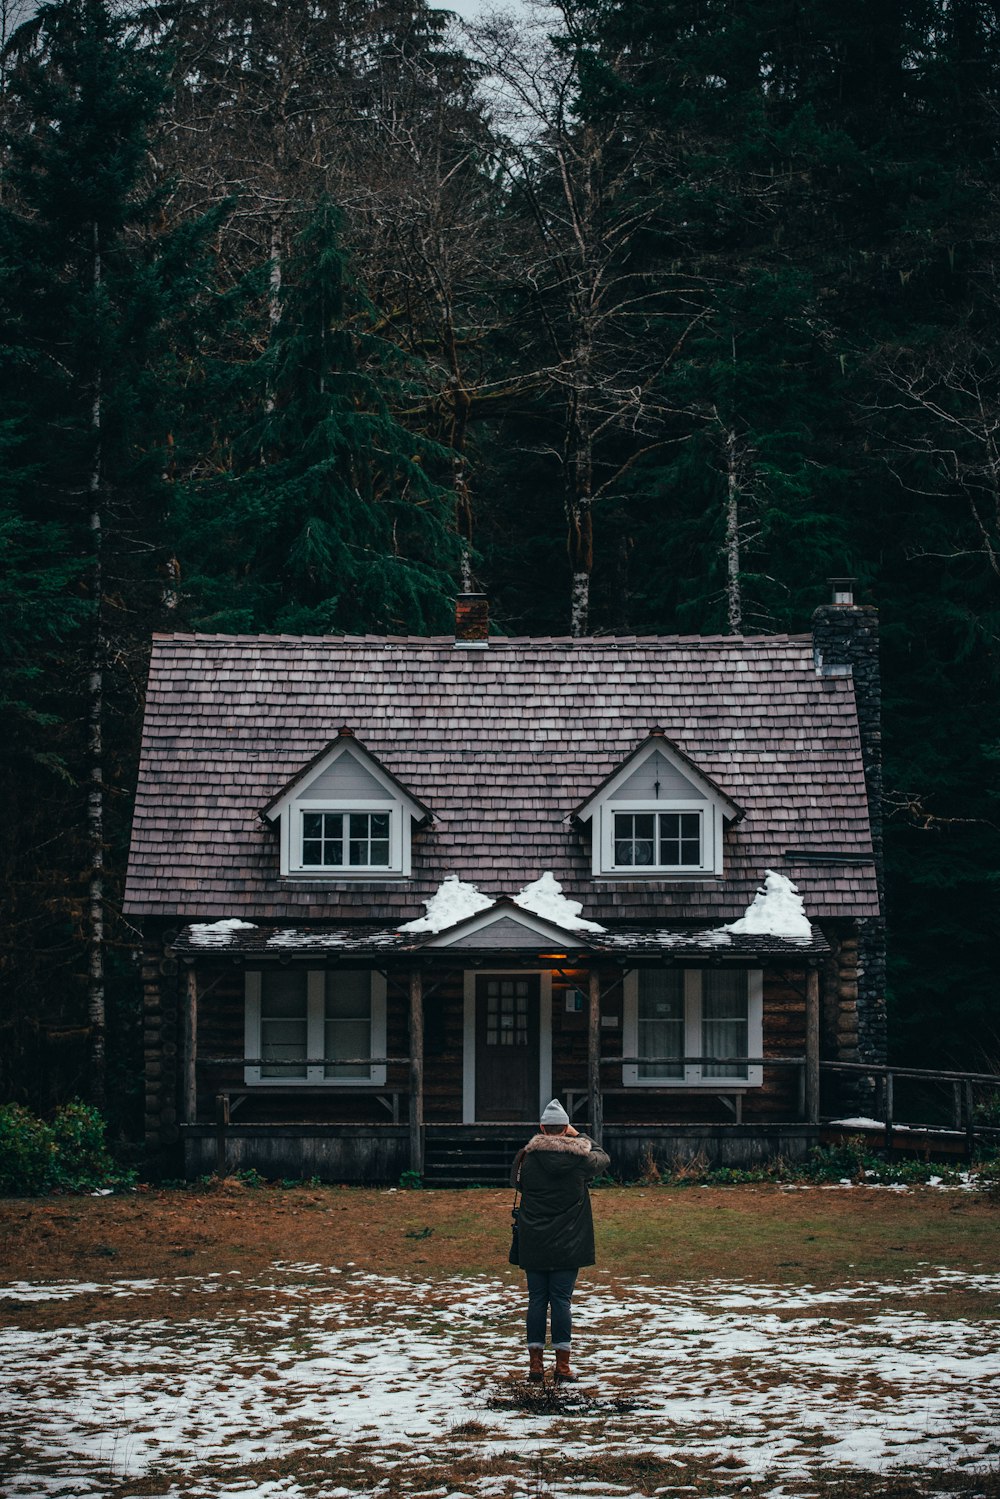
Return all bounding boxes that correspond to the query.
[573,733,742,880]
[301,811,392,869]
[262,729,430,880]
[611,809,705,871]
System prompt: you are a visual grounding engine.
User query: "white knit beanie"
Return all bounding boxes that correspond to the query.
[540,1098,570,1126]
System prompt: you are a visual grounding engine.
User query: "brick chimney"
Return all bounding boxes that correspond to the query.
[454,592,489,648]
[812,578,886,1083]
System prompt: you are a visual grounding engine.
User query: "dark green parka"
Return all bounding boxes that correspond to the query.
[511,1133,611,1271]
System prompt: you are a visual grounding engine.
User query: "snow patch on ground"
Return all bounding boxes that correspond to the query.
[2,1267,998,1497]
[726,871,812,939]
[398,876,495,934]
[513,872,605,933]
[187,919,257,947]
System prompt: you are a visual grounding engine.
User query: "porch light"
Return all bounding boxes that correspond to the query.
[539,953,568,960]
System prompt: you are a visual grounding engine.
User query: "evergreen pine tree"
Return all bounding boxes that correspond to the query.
[175,198,460,635]
[0,0,217,1110]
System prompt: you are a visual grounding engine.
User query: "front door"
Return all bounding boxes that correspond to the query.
[475,974,540,1121]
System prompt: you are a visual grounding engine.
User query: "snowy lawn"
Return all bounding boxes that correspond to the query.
[2,1187,999,1499]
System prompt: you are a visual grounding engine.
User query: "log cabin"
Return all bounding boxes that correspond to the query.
[126,582,885,1182]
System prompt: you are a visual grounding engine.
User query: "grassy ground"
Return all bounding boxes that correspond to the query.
[2,1178,997,1286]
[1,1184,998,1499]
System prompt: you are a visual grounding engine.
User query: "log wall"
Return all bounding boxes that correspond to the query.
[158,959,816,1135]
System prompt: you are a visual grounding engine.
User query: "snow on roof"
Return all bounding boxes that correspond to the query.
[512,872,606,933]
[725,870,812,939]
[397,875,495,934]
[398,871,606,936]
[187,919,258,947]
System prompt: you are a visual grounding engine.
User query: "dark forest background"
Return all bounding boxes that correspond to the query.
[0,0,997,1137]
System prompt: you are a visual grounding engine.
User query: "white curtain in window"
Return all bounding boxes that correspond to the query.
[260,971,308,1077]
[637,969,684,1078]
[702,971,749,1078]
[324,972,372,1078]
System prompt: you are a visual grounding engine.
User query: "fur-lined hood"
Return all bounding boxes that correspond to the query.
[523,1133,592,1156]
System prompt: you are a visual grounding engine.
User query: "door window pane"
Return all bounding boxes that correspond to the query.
[260,971,308,1077]
[486,978,529,1046]
[637,970,684,1078]
[324,971,372,1077]
[702,971,749,1078]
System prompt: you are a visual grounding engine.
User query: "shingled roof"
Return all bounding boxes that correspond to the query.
[124,632,880,925]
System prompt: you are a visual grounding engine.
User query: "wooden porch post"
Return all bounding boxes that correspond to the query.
[587,969,603,1148]
[183,965,198,1125]
[805,963,821,1125]
[409,970,425,1177]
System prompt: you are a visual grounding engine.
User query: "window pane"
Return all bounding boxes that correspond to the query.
[658,811,702,867]
[703,971,748,1078]
[343,812,393,866]
[301,812,345,867]
[637,970,684,1079]
[324,972,371,1078]
[260,971,308,1077]
[486,978,529,1048]
[615,813,656,866]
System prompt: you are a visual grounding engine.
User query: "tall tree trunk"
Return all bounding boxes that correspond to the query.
[566,409,594,637]
[724,425,742,634]
[87,221,105,1109]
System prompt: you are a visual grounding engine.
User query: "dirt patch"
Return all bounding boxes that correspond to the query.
[1,1181,996,1288]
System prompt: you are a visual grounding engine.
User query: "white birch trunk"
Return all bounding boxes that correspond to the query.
[724,426,742,635]
[87,221,105,1108]
[265,221,282,415]
[570,568,590,637]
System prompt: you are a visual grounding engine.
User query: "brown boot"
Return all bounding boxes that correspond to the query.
[528,1347,544,1383]
[554,1348,577,1383]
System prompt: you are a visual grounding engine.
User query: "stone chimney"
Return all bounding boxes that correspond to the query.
[812,578,886,1079]
[812,578,882,887]
[454,592,489,648]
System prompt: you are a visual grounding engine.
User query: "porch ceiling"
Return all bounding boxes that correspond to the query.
[171,922,831,962]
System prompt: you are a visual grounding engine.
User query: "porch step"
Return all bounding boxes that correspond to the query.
[423,1132,526,1187]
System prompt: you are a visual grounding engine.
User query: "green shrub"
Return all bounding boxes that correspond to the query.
[0,1104,57,1194]
[398,1169,423,1189]
[50,1101,117,1191]
[803,1137,881,1182]
[0,1101,133,1196]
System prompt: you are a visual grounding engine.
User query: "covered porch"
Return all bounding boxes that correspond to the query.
[171,915,830,1182]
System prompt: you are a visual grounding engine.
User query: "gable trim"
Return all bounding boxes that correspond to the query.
[419,898,597,949]
[260,729,432,825]
[571,732,744,825]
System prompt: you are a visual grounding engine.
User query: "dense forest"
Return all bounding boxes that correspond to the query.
[0,0,998,1135]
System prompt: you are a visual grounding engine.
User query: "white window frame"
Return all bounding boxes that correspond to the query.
[244,969,387,1086]
[289,802,403,876]
[622,968,763,1087]
[603,802,715,875]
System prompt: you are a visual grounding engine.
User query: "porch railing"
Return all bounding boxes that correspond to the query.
[183,1052,999,1177]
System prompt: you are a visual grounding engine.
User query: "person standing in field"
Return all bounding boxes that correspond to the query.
[510,1098,611,1384]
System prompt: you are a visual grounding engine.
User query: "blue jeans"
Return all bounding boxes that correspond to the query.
[525,1269,578,1350]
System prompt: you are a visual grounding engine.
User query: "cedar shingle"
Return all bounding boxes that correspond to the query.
[124,633,879,925]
